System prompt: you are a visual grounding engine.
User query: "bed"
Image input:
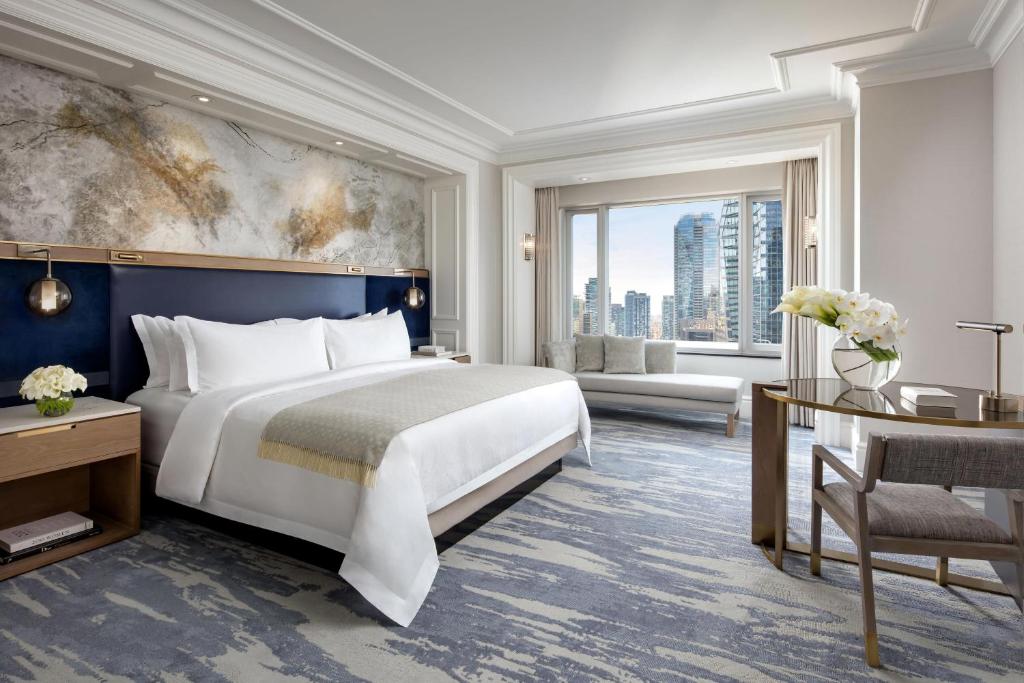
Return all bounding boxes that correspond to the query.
[110,265,590,626]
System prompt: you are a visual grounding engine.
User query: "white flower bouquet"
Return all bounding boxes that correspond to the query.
[20,365,88,417]
[773,286,907,362]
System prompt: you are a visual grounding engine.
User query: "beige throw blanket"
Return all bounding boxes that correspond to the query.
[258,364,572,486]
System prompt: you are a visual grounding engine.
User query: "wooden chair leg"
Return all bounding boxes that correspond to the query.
[725,411,738,438]
[935,557,949,586]
[810,454,823,576]
[934,486,951,586]
[810,499,822,576]
[855,493,881,668]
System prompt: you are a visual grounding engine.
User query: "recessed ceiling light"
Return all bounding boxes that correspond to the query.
[578,176,590,182]
[334,140,345,146]
[192,95,212,103]
[726,160,738,165]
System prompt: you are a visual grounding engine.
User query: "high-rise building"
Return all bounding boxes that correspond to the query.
[752,199,784,344]
[572,295,583,335]
[661,295,676,340]
[609,303,624,336]
[674,212,714,336]
[718,199,740,342]
[583,276,599,335]
[624,290,651,338]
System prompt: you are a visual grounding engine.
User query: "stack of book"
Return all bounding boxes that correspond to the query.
[899,386,957,417]
[0,512,101,565]
[414,345,456,359]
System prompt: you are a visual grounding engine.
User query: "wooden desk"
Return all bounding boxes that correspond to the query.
[752,379,1023,600]
[0,397,141,580]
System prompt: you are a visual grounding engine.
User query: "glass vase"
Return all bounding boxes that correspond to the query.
[831,336,901,390]
[36,391,75,417]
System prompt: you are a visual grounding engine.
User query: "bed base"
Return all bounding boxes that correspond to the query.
[141,432,579,566]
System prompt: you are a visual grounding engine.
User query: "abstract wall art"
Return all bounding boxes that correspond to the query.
[0,55,425,268]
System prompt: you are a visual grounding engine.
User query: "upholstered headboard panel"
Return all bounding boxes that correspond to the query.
[110,265,383,400]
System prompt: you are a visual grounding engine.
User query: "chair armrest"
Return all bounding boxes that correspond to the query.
[812,444,871,492]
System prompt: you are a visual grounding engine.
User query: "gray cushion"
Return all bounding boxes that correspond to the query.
[575,335,604,372]
[823,482,1012,544]
[644,341,677,374]
[603,336,646,374]
[541,340,576,374]
[878,434,1024,489]
[575,372,743,404]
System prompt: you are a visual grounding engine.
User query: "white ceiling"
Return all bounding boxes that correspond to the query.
[0,0,1020,167]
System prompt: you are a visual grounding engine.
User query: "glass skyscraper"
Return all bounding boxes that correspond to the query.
[718,199,740,342]
[583,276,599,335]
[624,290,651,338]
[661,295,675,341]
[752,199,783,344]
[674,212,714,339]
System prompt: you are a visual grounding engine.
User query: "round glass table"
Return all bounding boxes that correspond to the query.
[751,378,1023,597]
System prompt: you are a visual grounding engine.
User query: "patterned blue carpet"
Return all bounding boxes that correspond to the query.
[1,408,1021,682]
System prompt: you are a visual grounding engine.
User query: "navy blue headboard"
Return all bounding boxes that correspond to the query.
[0,259,429,403]
[109,265,371,400]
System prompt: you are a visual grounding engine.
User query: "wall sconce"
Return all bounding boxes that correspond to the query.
[802,216,818,250]
[20,246,72,316]
[523,233,536,261]
[395,269,426,310]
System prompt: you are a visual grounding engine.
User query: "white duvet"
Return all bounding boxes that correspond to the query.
[155,358,591,626]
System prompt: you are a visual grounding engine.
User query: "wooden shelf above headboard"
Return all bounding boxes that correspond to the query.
[0,241,428,279]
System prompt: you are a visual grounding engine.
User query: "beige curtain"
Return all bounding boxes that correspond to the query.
[783,159,818,427]
[535,187,561,364]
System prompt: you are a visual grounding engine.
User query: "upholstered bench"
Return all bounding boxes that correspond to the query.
[542,336,744,437]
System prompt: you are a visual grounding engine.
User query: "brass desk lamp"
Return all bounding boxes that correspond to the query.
[955,321,1019,413]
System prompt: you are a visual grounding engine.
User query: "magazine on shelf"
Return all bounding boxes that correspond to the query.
[0,526,102,565]
[0,511,94,553]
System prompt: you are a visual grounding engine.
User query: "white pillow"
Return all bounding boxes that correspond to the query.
[167,322,190,392]
[131,314,174,388]
[174,316,329,393]
[370,308,388,318]
[324,311,411,369]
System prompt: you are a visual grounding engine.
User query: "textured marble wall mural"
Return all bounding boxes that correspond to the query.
[0,55,424,267]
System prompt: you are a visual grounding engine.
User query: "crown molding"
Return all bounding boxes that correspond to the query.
[498,96,853,165]
[972,0,1024,63]
[836,43,994,89]
[0,0,499,165]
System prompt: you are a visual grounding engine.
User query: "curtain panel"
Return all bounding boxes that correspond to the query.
[783,159,818,427]
[534,187,562,365]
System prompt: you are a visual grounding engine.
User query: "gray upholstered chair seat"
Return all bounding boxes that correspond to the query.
[822,481,1012,544]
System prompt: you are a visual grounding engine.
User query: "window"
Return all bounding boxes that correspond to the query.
[569,211,598,336]
[566,193,783,356]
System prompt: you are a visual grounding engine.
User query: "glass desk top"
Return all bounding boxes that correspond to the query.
[763,379,1024,428]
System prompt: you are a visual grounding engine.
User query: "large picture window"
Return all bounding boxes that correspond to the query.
[566,193,783,356]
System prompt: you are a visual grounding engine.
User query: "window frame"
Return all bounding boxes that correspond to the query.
[564,191,783,358]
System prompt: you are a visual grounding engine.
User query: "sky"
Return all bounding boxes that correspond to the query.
[571,200,728,318]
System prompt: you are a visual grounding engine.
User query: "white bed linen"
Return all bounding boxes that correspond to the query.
[126,388,192,466]
[155,358,591,626]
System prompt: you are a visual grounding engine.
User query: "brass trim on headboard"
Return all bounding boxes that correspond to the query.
[0,240,428,278]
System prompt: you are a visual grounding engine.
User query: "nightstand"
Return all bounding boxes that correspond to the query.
[452,354,471,364]
[0,397,141,580]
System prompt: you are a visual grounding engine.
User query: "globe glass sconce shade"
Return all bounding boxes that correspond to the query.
[24,248,72,316]
[404,284,426,310]
[396,269,426,310]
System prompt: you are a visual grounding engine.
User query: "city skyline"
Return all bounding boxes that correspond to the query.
[571,198,783,344]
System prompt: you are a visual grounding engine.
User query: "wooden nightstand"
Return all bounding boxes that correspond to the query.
[0,397,141,580]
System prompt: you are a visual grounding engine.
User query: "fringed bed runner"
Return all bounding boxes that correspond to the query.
[258,364,571,486]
